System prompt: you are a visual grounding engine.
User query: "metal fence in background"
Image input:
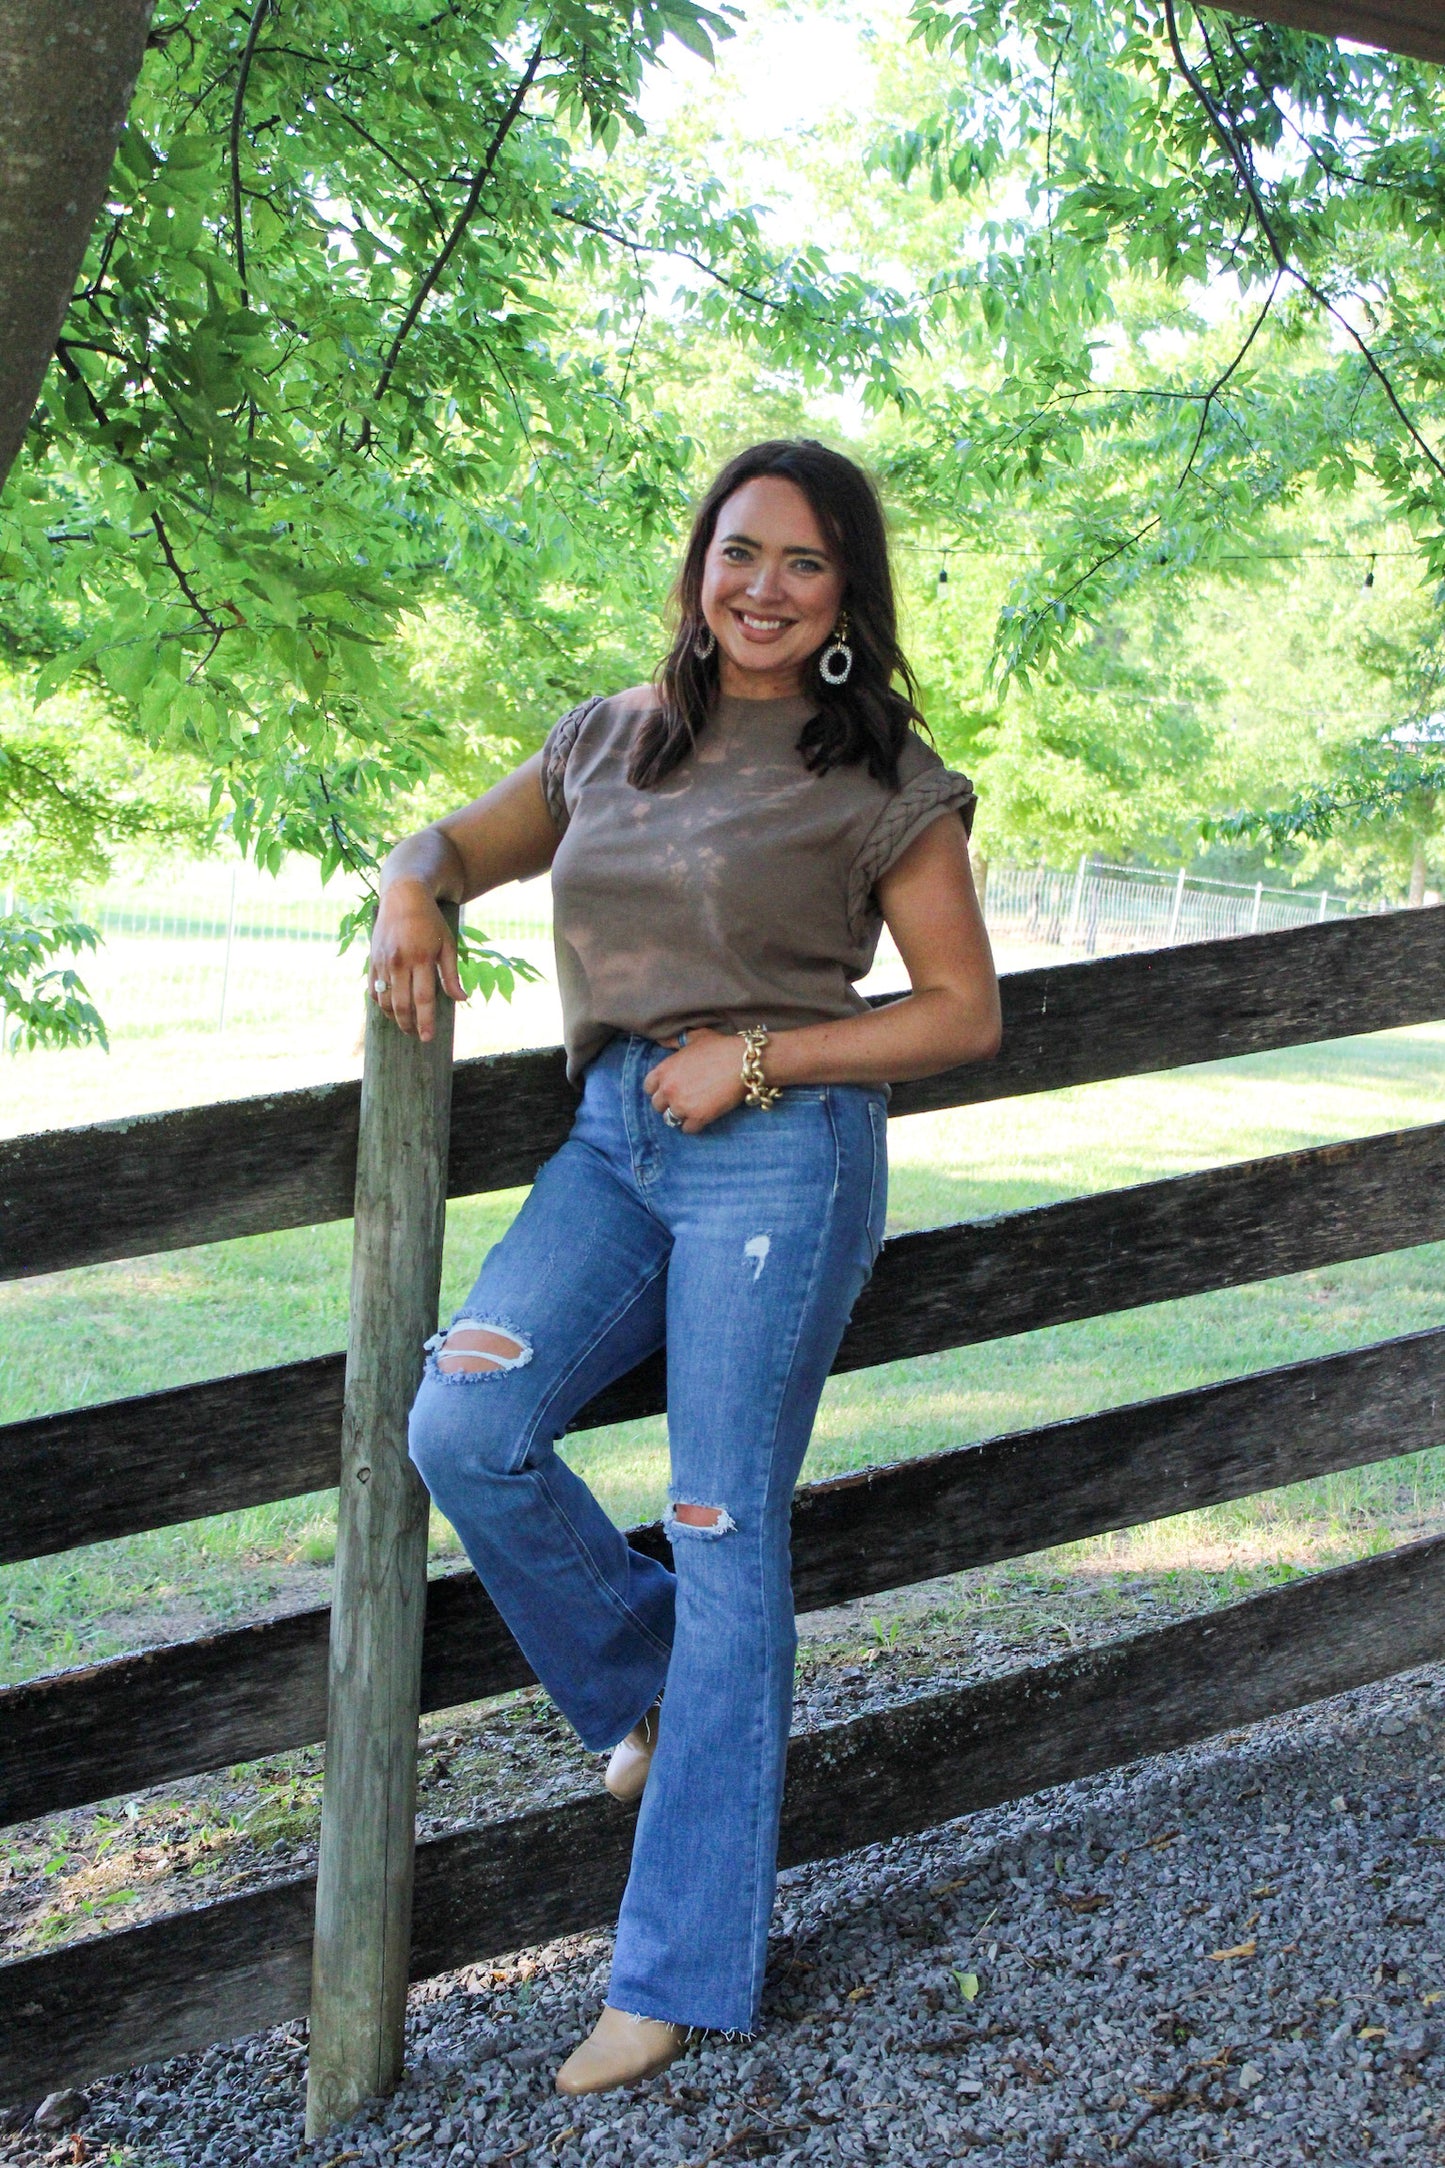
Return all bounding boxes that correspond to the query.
[3,856,1389,1047]
[83,874,364,1039]
[982,857,1362,956]
[4,869,558,1045]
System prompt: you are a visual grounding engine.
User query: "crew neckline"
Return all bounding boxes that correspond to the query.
[710,691,819,733]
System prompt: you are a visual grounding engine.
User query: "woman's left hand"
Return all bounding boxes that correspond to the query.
[644,1028,749,1133]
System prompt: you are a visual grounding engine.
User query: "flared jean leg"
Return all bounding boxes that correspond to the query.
[408,1132,676,1753]
[607,1081,888,2034]
[410,1035,887,2031]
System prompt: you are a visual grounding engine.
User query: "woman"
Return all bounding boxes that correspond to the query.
[371,439,1001,2095]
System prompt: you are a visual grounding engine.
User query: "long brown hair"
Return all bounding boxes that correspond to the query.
[628,439,926,791]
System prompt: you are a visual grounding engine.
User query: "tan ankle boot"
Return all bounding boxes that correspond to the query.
[603,1699,661,1802]
[554,2005,688,2096]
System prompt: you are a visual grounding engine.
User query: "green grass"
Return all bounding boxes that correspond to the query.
[3,1022,1444,1687]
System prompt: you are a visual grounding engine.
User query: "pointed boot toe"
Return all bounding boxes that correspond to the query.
[554,2005,688,2096]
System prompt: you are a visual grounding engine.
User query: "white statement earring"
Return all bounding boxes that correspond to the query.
[693,621,716,660]
[819,611,852,686]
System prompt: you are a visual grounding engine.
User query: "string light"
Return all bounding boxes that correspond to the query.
[895,541,1416,563]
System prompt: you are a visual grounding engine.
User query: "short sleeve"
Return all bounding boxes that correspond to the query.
[846,759,977,944]
[540,697,603,833]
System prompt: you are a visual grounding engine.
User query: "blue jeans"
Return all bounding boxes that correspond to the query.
[408,1035,887,2033]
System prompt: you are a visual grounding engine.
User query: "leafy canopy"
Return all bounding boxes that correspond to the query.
[0,0,920,1039]
[873,0,1445,682]
[7,0,1445,1048]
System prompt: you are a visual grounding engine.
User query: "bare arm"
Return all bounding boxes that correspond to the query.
[643,813,1001,1130]
[370,753,558,1041]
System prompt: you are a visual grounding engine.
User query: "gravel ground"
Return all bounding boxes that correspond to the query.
[7,1658,1445,2168]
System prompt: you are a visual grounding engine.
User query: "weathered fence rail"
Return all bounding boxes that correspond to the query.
[3,908,1440,1283]
[5,1530,1444,2100]
[6,1323,1445,1828]
[2,906,1444,2112]
[7,1111,1445,1572]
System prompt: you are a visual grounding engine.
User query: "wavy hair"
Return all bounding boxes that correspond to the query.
[628,439,926,792]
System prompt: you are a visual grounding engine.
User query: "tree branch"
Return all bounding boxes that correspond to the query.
[150,511,223,635]
[994,266,1288,670]
[1162,0,1445,486]
[1042,19,1072,274]
[317,91,446,227]
[551,204,785,313]
[229,0,271,304]
[364,37,545,444]
[1174,271,1281,495]
[78,214,127,305]
[54,339,223,635]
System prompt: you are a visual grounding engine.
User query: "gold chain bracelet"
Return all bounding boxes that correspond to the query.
[739,1026,782,1111]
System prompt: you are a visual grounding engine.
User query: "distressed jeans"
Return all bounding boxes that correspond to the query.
[408,1034,887,2033]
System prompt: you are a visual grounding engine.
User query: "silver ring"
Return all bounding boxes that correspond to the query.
[373,977,389,994]
[662,1107,682,1128]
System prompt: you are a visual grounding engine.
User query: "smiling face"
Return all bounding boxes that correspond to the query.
[698,475,847,701]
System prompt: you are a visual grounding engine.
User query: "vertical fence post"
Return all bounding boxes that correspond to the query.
[1167,867,1187,945]
[0,884,11,1052]
[1249,881,1263,935]
[305,913,457,2140]
[216,865,239,1034]
[1318,888,1329,922]
[1065,854,1090,950]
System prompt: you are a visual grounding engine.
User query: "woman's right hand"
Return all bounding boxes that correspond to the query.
[367,757,557,1040]
[369,877,467,1042]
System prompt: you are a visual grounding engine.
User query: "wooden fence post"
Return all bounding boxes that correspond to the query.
[305,927,457,2139]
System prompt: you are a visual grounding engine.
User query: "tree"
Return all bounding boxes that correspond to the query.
[626,0,1436,878]
[10,0,1445,1053]
[870,0,1445,689]
[1209,612,1445,894]
[0,0,919,1044]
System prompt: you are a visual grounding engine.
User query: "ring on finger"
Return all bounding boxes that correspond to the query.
[662,1107,683,1129]
[373,976,389,995]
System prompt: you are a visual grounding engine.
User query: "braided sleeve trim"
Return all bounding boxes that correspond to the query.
[541,696,604,833]
[846,767,977,945]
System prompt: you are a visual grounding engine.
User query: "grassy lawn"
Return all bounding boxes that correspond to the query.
[2,1022,1444,1689]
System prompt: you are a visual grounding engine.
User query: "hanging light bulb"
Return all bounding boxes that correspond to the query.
[1363,554,1376,590]
[937,562,949,588]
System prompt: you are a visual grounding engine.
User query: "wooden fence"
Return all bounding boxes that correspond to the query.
[2,909,1444,2116]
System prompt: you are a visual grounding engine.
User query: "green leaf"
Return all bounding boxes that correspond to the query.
[661,7,716,62]
[456,926,544,1005]
[0,909,109,1052]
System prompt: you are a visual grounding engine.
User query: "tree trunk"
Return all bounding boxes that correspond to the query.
[0,1,154,493]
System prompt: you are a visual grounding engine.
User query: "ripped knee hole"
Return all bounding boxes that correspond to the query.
[432,1324,532,1375]
[667,1501,738,1536]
